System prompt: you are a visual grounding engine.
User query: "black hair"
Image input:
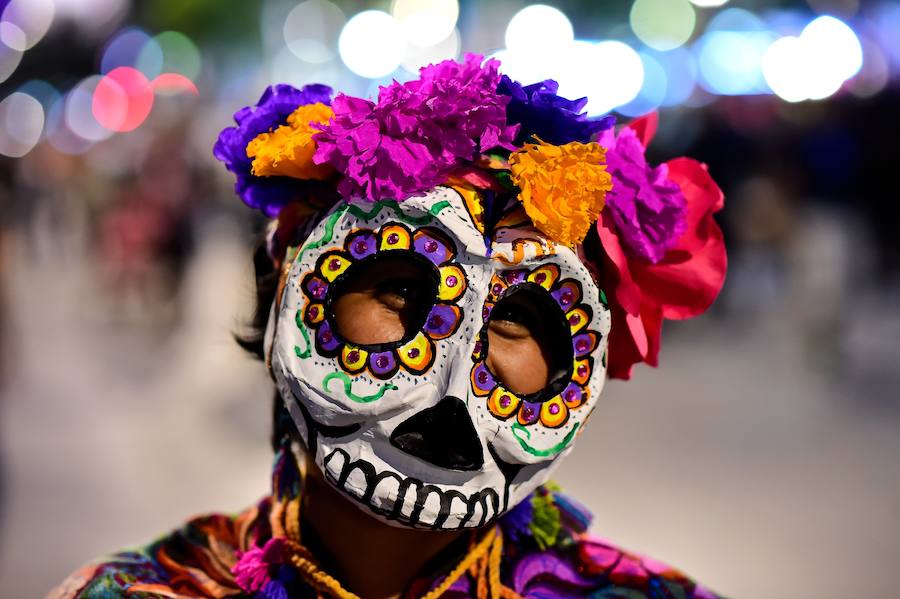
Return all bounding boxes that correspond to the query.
[235,239,294,451]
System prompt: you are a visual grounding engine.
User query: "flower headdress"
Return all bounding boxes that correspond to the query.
[214,53,726,379]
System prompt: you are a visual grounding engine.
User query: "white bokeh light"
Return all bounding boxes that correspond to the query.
[65,76,115,142]
[402,28,460,73]
[0,92,44,158]
[1,0,55,50]
[505,5,573,57]
[339,10,406,78]
[761,36,809,103]
[391,0,459,48]
[554,41,644,116]
[284,0,346,64]
[762,15,862,103]
[801,15,862,84]
[689,0,730,6]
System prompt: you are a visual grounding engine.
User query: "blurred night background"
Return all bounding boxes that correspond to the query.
[0,0,899,597]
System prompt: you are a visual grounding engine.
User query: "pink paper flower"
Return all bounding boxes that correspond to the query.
[313,53,518,201]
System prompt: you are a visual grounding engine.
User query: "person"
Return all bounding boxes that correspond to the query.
[52,54,727,599]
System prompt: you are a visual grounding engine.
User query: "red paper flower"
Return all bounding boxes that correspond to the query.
[595,113,726,380]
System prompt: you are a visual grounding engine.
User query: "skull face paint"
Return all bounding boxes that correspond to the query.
[267,186,611,530]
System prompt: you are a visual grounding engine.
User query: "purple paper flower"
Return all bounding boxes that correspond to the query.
[313,53,518,201]
[213,83,333,216]
[498,76,614,146]
[599,126,688,264]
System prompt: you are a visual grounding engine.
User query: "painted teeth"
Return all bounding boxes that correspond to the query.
[323,449,347,484]
[321,448,502,530]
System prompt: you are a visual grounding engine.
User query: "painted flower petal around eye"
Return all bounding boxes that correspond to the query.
[561,382,586,409]
[315,320,340,356]
[572,331,598,358]
[566,307,591,335]
[437,265,466,301]
[397,332,435,374]
[304,302,325,326]
[517,400,541,426]
[551,280,581,312]
[379,223,413,251]
[340,345,368,373]
[368,350,399,379]
[412,228,455,266]
[572,358,591,386]
[526,263,560,290]
[424,303,461,340]
[345,230,378,260]
[488,387,521,419]
[540,396,569,428]
[471,360,496,397]
[318,252,352,282]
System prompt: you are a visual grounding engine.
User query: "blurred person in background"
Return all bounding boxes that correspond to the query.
[52,55,727,599]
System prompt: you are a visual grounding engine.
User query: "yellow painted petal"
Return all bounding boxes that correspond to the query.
[487,387,520,420]
[572,358,591,386]
[566,307,590,334]
[398,332,434,374]
[438,265,466,301]
[527,264,560,290]
[304,302,325,325]
[540,396,569,428]
[340,345,368,373]
[319,252,351,282]
[379,224,412,251]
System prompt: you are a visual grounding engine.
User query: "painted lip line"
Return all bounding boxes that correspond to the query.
[323,447,501,531]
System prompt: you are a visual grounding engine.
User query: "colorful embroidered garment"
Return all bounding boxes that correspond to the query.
[52,447,724,599]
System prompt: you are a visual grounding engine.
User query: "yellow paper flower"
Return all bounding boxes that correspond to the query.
[246,102,334,180]
[509,138,612,246]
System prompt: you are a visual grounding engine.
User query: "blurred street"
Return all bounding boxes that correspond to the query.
[1,213,898,598]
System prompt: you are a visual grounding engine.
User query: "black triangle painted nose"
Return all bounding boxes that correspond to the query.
[390,396,484,471]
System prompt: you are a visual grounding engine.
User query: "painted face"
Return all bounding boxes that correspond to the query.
[268,186,611,530]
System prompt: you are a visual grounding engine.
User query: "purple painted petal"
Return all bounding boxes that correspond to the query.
[424,303,459,338]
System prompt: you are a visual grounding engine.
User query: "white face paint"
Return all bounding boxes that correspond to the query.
[268,186,611,530]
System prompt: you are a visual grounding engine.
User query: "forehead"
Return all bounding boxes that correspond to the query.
[401,186,577,270]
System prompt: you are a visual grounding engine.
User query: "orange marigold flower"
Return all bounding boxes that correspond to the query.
[509,138,612,246]
[246,102,334,180]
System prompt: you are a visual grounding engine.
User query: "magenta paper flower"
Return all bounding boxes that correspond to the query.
[598,125,688,264]
[313,53,518,201]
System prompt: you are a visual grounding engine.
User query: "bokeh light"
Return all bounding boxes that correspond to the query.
[762,15,862,103]
[53,0,127,39]
[801,15,862,86]
[101,28,161,77]
[706,8,767,33]
[0,0,54,50]
[618,52,667,117]
[578,41,644,116]
[505,5,573,57]
[761,36,810,103]
[339,10,406,78]
[402,28,460,73]
[652,48,697,106]
[284,0,346,64]
[630,0,696,51]
[151,73,200,96]
[65,76,115,142]
[0,24,24,83]
[689,0,729,6]
[695,31,772,95]
[93,66,155,132]
[46,94,93,155]
[391,0,459,48]
[847,36,889,99]
[137,31,202,81]
[0,91,44,158]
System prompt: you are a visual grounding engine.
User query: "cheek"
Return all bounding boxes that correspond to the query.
[332,293,405,346]
[485,328,550,395]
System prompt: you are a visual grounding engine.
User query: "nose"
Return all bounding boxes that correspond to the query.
[389,396,484,471]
